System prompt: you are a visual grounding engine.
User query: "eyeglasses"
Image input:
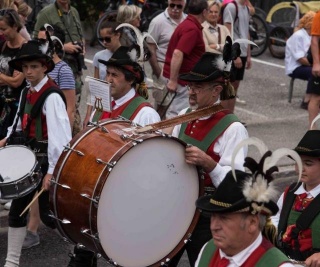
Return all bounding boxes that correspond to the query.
[187,83,221,94]
[98,36,112,43]
[169,3,183,9]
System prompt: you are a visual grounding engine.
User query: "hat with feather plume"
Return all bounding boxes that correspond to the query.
[9,39,54,74]
[294,114,320,157]
[196,137,302,216]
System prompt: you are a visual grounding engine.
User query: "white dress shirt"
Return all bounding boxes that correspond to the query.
[195,233,295,267]
[7,76,72,174]
[172,104,248,188]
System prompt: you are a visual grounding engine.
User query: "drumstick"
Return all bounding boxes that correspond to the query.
[19,188,44,217]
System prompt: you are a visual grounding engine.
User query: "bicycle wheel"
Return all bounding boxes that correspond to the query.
[250,14,269,57]
[268,26,291,59]
[96,10,118,48]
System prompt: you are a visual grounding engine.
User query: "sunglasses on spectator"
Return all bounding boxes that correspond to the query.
[169,3,183,9]
[98,37,112,43]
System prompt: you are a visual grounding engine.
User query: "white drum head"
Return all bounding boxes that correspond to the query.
[0,146,36,183]
[97,138,199,267]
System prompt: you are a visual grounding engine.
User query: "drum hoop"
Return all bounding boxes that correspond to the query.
[0,145,37,185]
[51,119,131,245]
[89,134,204,265]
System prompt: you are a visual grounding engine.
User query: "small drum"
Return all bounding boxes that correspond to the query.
[0,145,40,200]
[51,119,203,267]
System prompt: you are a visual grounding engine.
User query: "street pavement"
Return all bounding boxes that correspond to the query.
[0,42,307,266]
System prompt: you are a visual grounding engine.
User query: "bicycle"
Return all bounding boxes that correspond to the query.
[266,0,319,59]
[250,9,269,57]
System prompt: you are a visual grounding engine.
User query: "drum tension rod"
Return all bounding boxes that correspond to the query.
[64,145,85,156]
[160,258,171,266]
[88,122,109,133]
[48,214,71,224]
[80,193,99,204]
[121,134,143,143]
[96,158,115,168]
[50,179,71,189]
[81,229,99,240]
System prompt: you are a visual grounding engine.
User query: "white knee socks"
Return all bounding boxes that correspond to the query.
[4,227,26,267]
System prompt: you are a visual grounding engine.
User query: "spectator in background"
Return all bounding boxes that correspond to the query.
[116,4,142,47]
[222,0,251,112]
[147,0,187,118]
[83,19,122,127]
[202,1,230,54]
[0,9,27,139]
[163,0,208,119]
[14,0,32,41]
[309,10,320,129]
[285,11,315,110]
[33,0,86,136]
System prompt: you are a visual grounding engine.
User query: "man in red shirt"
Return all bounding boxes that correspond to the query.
[163,0,208,119]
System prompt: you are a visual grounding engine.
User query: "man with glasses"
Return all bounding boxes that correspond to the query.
[168,52,248,267]
[147,0,187,117]
[33,0,85,136]
[162,0,208,119]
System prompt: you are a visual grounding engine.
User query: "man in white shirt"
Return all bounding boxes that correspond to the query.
[168,51,248,266]
[147,0,187,115]
[0,39,71,267]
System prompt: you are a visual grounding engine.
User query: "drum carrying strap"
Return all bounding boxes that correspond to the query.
[178,109,239,152]
[136,104,226,133]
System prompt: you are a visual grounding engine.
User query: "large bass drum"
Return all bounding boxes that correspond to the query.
[51,119,203,267]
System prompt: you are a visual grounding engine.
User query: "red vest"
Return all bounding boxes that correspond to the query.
[22,79,58,140]
[179,109,237,186]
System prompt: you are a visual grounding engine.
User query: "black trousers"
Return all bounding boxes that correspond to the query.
[8,163,55,229]
[168,216,212,267]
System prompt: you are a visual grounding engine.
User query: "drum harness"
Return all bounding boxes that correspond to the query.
[6,85,66,160]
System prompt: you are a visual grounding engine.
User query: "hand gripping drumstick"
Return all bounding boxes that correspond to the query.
[19,188,45,217]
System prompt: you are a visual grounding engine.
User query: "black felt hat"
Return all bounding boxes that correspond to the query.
[294,130,320,157]
[179,52,225,82]
[196,170,279,216]
[98,46,144,83]
[9,39,54,74]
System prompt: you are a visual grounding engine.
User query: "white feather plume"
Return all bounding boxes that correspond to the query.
[39,41,49,55]
[212,55,226,72]
[263,148,302,182]
[310,113,320,130]
[127,47,138,62]
[234,38,258,47]
[116,23,158,62]
[231,137,268,181]
[51,36,65,58]
[243,175,278,202]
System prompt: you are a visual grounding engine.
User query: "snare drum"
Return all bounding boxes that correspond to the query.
[51,119,202,267]
[0,145,40,200]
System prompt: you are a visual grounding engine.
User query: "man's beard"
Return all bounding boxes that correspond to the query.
[189,103,198,111]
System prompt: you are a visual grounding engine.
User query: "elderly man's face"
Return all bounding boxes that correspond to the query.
[167,0,185,20]
[187,81,221,110]
[210,212,258,256]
